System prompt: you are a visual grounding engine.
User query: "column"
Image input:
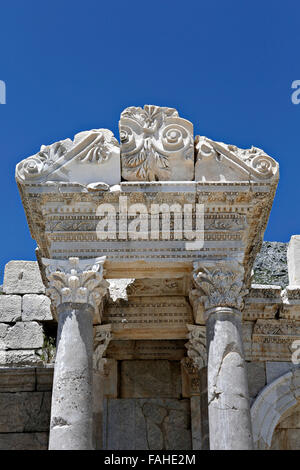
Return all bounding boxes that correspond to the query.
[191,260,253,450]
[42,256,108,450]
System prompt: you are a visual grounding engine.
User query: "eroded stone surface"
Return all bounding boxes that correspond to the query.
[3,261,45,294]
[120,360,181,398]
[206,310,253,450]
[287,235,300,286]
[0,350,43,367]
[246,362,266,401]
[16,128,120,186]
[0,391,51,432]
[195,137,278,183]
[22,294,53,321]
[253,242,288,288]
[0,368,36,392]
[0,322,43,350]
[105,398,191,450]
[0,295,21,322]
[0,432,48,450]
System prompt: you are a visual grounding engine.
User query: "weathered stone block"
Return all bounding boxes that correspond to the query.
[0,432,48,450]
[1,322,44,349]
[0,295,22,322]
[246,362,266,400]
[242,321,254,361]
[0,324,8,349]
[0,368,36,392]
[105,398,191,450]
[22,294,53,321]
[3,261,45,294]
[0,350,43,367]
[120,360,181,398]
[287,235,300,286]
[36,366,54,391]
[0,391,51,432]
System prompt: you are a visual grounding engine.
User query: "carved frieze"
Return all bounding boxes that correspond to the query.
[119,105,194,181]
[103,296,193,339]
[106,340,186,360]
[126,278,187,297]
[195,136,279,183]
[252,319,300,361]
[16,129,120,186]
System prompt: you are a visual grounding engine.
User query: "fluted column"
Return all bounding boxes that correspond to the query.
[191,261,253,450]
[42,256,108,450]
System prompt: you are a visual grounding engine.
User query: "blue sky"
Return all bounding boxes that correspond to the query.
[0,0,299,279]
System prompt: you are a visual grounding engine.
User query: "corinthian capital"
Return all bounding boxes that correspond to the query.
[191,260,248,312]
[42,256,108,310]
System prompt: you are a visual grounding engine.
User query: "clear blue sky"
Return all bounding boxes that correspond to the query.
[0,0,299,280]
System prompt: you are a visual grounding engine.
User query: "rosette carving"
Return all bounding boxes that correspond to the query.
[119,104,194,181]
[42,256,109,310]
[191,260,248,313]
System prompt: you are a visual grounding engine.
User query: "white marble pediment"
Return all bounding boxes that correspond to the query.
[16,129,120,185]
[195,136,279,182]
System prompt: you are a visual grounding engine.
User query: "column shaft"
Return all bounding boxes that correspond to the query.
[206,307,253,450]
[49,303,94,450]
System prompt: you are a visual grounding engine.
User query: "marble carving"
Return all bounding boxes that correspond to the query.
[119,105,194,181]
[16,129,120,186]
[195,136,279,182]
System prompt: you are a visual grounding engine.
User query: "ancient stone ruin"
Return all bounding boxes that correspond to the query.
[0,104,299,450]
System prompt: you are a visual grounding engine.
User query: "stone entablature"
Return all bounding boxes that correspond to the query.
[15,104,279,290]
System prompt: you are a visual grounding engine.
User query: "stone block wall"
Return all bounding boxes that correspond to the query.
[0,367,53,449]
[0,261,55,450]
[0,261,54,367]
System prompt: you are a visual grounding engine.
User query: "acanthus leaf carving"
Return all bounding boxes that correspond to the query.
[192,260,248,312]
[42,256,109,311]
[185,324,207,371]
[93,324,112,370]
[119,104,194,181]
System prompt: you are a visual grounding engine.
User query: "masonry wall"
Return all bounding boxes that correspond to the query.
[0,367,53,450]
[0,261,55,450]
